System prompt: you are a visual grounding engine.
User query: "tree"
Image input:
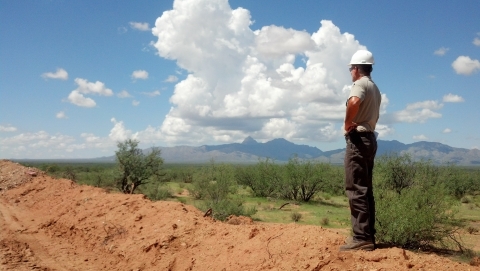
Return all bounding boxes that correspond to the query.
[115,139,164,194]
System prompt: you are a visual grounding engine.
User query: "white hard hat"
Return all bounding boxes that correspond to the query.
[349,50,374,65]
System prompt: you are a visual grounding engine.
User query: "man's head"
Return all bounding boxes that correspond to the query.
[349,50,374,81]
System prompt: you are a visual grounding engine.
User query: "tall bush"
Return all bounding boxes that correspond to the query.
[235,158,283,198]
[283,157,330,202]
[114,139,164,194]
[374,154,464,249]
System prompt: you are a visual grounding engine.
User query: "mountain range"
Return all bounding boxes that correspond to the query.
[96,136,480,166]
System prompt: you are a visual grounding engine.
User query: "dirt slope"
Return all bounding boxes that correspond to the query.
[0,160,478,270]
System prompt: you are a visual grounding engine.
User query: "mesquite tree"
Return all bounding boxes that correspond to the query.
[115,139,164,194]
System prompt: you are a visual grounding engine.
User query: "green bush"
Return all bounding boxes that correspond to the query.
[291,212,302,222]
[114,139,164,194]
[201,197,257,221]
[235,158,283,198]
[190,160,256,221]
[374,154,464,250]
[283,157,329,202]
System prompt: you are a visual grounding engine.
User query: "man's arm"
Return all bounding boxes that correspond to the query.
[344,96,361,133]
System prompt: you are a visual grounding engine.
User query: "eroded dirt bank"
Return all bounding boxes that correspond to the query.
[0,160,477,270]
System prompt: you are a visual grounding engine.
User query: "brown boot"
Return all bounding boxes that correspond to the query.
[339,238,374,251]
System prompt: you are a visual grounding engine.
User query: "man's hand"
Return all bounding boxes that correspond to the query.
[344,121,358,133]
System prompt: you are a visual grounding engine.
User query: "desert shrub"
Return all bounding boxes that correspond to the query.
[62,166,77,182]
[141,183,173,201]
[467,226,479,235]
[282,157,331,202]
[235,158,283,198]
[320,217,329,226]
[191,160,256,220]
[291,212,302,222]
[188,161,236,201]
[114,139,164,194]
[374,154,464,250]
[438,166,480,198]
[201,197,257,221]
[78,171,117,189]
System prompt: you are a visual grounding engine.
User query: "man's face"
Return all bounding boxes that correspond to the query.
[349,65,358,82]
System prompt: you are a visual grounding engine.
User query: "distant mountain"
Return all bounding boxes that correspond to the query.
[91,137,480,166]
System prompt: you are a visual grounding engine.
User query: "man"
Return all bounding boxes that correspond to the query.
[340,49,381,252]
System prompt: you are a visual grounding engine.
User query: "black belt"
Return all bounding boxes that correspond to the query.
[345,130,374,137]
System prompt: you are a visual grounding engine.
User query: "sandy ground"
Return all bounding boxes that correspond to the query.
[0,160,478,271]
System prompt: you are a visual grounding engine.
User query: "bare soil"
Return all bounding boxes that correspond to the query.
[0,160,478,270]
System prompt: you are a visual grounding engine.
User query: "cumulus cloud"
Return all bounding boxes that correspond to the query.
[452,56,480,75]
[0,131,78,156]
[413,134,428,141]
[56,111,67,119]
[150,0,376,145]
[443,128,452,133]
[129,22,150,31]
[67,78,113,107]
[392,100,443,123]
[41,68,68,80]
[443,93,464,103]
[474,37,480,46]
[109,118,135,142]
[164,75,179,82]
[0,125,17,132]
[433,47,449,56]
[117,90,132,98]
[141,90,160,97]
[132,100,140,106]
[131,70,149,80]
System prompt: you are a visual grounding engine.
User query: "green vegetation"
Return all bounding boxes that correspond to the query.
[20,150,480,258]
[114,139,164,194]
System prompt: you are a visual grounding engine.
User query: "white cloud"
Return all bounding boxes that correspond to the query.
[413,134,428,141]
[443,93,464,103]
[164,75,179,82]
[0,125,17,132]
[473,37,480,46]
[132,100,140,106]
[56,111,67,119]
[392,100,443,123]
[68,90,96,107]
[117,90,132,98]
[375,124,394,138]
[67,78,113,107]
[151,0,371,145]
[131,70,149,80]
[73,78,114,96]
[141,90,160,97]
[442,128,451,133]
[41,68,68,80]
[433,47,449,56]
[0,131,78,157]
[129,22,150,31]
[109,118,135,142]
[452,56,480,75]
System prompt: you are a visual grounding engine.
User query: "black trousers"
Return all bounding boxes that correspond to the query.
[344,131,377,243]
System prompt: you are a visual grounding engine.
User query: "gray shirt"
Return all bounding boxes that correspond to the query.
[348,76,381,132]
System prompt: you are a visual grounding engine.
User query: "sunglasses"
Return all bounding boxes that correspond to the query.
[349,66,357,72]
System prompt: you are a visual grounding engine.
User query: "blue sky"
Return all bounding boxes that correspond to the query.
[1,0,479,159]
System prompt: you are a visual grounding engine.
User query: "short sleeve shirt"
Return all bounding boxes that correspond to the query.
[348,76,381,132]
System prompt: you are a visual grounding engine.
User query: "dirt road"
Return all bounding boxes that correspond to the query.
[0,160,477,270]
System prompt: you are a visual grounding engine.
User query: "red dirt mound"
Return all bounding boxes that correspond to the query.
[0,160,477,270]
